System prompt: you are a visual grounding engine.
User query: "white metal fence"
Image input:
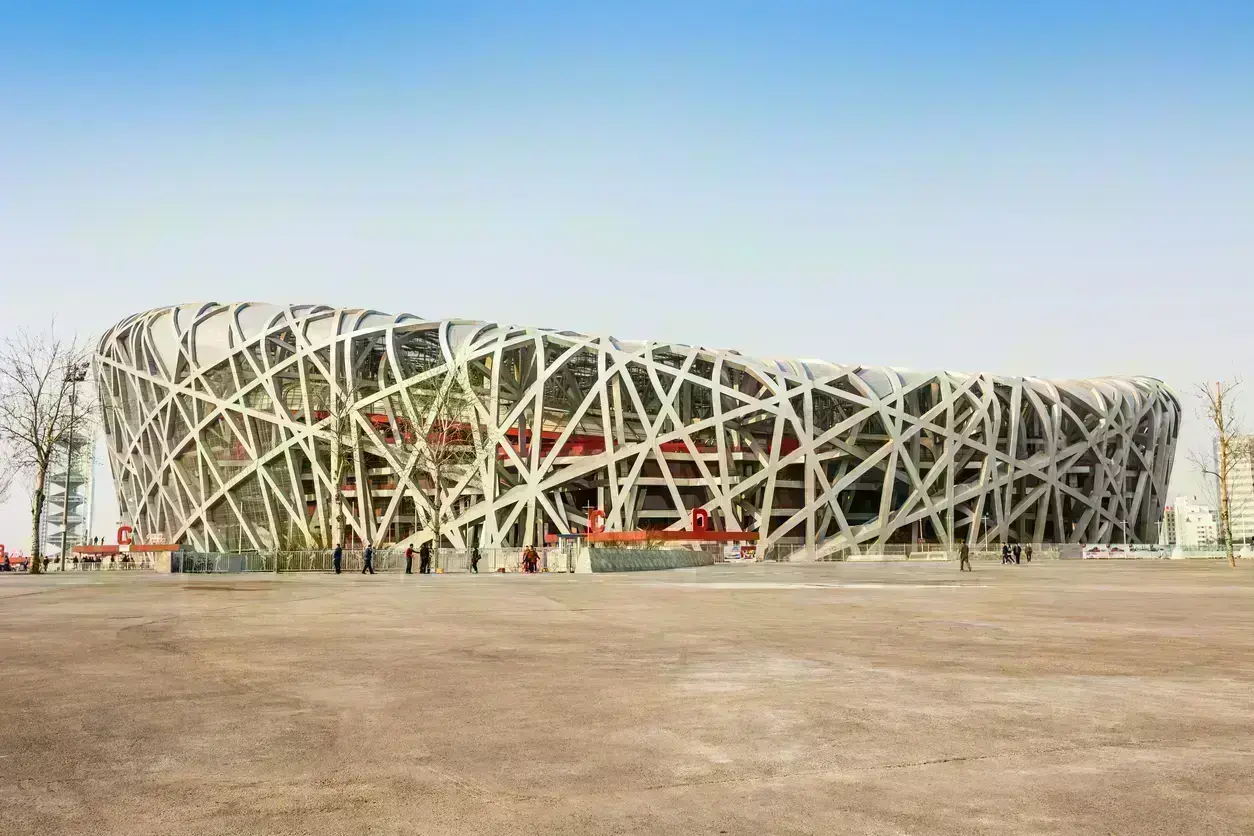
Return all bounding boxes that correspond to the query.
[763,542,1232,562]
[172,547,568,574]
[163,542,1254,573]
[47,555,156,571]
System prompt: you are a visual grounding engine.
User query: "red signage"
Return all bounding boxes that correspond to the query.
[691,507,710,531]
[588,509,606,533]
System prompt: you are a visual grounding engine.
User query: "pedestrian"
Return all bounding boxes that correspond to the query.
[362,544,375,575]
[419,541,431,574]
[405,544,414,575]
[332,544,342,574]
[470,545,481,574]
[1013,543,1022,565]
[959,542,971,572]
[1025,543,1033,562]
[1001,543,1012,565]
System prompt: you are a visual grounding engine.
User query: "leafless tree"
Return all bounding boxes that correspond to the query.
[307,383,361,549]
[0,327,97,573]
[399,366,493,553]
[0,454,13,505]
[1189,379,1250,568]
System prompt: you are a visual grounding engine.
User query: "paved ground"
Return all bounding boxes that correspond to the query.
[1,561,1251,835]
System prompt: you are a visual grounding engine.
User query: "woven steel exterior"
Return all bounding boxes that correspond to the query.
[96,303,1180,556]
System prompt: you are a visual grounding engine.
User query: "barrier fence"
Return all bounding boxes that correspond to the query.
[172,547,569,574]
[21,555,157,572]
[114,543,1254,574]
[761,542,1253,562]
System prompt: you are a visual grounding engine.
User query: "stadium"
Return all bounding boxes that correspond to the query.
[95,303,1181,558]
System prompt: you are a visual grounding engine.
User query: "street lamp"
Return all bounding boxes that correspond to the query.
[58,362,90,571]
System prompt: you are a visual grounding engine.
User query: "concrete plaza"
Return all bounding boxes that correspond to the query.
[1,561,1251,835]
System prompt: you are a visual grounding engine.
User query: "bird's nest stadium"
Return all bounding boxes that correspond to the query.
[95,303,1180,558]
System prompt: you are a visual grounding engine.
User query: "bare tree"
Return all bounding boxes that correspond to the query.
[399,367,493,552]
[0,327,97,573]
[0,453,13,505]
[308,384,361,549]
[1189,379,1250,568]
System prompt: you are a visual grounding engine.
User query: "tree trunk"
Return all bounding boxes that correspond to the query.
[30,468,46,573]
[430,471,442,570]
[333,487,344,548]
[1216,383,1236,568]
[330,430,345,548]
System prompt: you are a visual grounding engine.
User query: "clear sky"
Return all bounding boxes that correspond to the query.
[2,1,1252,546]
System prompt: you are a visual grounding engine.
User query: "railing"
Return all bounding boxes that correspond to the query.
[162,542,1254,574]
[175,552,272,573]
[52,555,155,571]
[171,547,566,574]
[794,542,1162,562]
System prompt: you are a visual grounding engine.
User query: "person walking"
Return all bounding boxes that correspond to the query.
[470,546,481,574]
[332,544,342,574]
[1001,543,1012,565]
[1025,543,1033,563]
[404,544,414,575]
[419,541,432,574]
[1013,543,1022,565]
[362,543,375,575]
[959,542,971,572]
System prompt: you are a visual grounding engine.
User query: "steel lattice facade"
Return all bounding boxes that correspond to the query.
[96,303,1180,556]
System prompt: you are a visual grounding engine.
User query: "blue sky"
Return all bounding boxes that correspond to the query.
[2,2,1252,544]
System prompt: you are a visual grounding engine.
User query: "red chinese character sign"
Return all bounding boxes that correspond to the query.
[588,509,606,534]
[691,507,710,531]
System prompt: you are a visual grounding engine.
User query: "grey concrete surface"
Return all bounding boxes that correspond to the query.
[1,561,1251,835]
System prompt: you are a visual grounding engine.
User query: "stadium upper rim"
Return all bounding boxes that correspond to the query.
[97,302,1177,404]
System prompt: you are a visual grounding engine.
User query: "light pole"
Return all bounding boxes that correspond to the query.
[58,362,89,571]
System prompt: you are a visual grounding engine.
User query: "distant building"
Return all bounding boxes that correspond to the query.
[1225,436,1254,544]
[38,436,95,558]
[1158,505,1176,546]
[1159,495,1217,548]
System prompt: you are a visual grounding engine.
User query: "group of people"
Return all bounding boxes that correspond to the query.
[956,542,1033,571]
[1000,543,1033,565]
[521,545,541,573]
[329,542,487,574]
[402,542,434,574]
